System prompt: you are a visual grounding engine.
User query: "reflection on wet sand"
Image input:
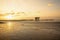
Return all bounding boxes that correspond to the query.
[6,22,13,32]
[0,21,60,40]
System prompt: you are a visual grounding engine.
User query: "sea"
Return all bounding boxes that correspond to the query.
[0,21,60,40]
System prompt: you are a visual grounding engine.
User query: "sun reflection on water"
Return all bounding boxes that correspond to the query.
[0,21,24,34]
[6,22,13,32]
[6,22,23,32]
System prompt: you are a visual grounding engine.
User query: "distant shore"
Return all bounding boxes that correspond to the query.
[0,20,60,22]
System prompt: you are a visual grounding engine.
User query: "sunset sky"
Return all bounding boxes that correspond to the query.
[0,0,60,19]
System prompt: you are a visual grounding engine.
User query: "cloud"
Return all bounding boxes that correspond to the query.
[48,3,53,7]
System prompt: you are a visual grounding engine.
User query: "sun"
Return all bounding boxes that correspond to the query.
[5,15,14,20]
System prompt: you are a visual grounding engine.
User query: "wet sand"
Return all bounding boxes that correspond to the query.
[0,21,60,40]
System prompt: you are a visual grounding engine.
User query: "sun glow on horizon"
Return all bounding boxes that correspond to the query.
[0,0,60,19]
[5,15,14,20]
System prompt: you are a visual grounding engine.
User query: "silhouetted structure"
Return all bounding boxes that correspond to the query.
[35,17,40,21]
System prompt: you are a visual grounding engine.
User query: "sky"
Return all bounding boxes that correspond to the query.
[0,0,60,19]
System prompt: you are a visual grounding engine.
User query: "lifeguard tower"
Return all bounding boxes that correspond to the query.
[35,17,40,21]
